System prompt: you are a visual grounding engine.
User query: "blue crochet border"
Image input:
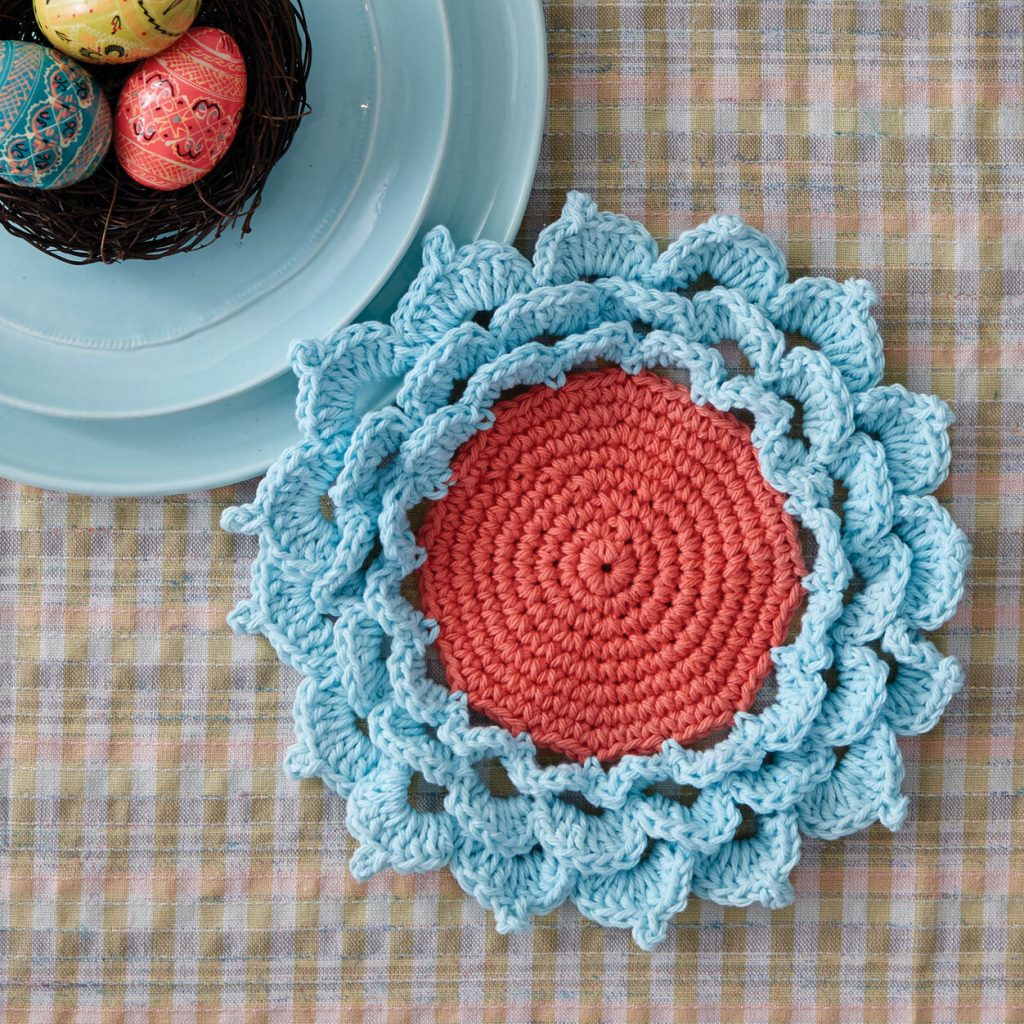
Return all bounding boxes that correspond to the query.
[224,194,969,948]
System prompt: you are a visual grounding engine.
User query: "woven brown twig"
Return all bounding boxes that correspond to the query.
[0,0,311,264]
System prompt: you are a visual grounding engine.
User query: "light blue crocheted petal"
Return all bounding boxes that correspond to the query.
[444,768,534,857]
[284,603,391,792]
[489,280,612,348]
[434,698,538,766]
[369,700,464,787]
[631,328,727,393]
[380,623,452,727]
[532,191,660,286]
[794,723,908,839]
[633,785,741,855]
[573,842,695,950]
[327,604,391,716]
[332,405,413,503]
[730,385,791,461]
[450,840,577,934]
[394,402,511,512]
[293,322,417,442]
[346,758,458,879]
[882,619,965,736]
[765,277,884,393]
[396,321,508,418]
[750,373,842,510]
[225,597,261,636]
[725,745,834,815]
[234,553,335,677]
[221,438,349,577]
[790,503,849,652]
[530,794,648,876]
[285,671,380,796]
[755,643,828,754]
[690,288,788,379]
[700,363,841,514]
[854,385,953,496]
[311,408,416,611]
[596,279,699,338]
[753,500,845,733]
[809,643,890,747]
[830,433,894,550]
[647,215,788,307]
[392,228,534,344]
[776,346,856,470]
[691,810,800,909]
[892,495,970,631]
[833,533,913,647]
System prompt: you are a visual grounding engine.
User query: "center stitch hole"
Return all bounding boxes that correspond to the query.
[734,804,759,841]
[407,773,449,814]
[473,758,516,800]
[558,792,605,818]
[643,781,700,808]
[675,271,720,299]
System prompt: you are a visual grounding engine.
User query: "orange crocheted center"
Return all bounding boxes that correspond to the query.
[417,368,806,762]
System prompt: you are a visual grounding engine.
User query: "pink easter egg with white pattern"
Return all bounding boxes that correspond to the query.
[114,26,246,191]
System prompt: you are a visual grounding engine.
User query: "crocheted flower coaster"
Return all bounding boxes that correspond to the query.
[223,193,969,949]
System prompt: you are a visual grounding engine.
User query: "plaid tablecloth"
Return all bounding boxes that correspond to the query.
[2,2,1022,1020]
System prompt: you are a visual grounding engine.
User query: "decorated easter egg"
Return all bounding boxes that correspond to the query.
[114,27,246,191]
[0,40,111,189]
[34,0,202,65]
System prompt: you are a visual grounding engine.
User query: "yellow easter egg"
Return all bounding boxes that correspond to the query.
[34,0,202,65]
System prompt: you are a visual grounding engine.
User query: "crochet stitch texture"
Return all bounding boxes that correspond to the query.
[418,367,806,762]
[223,193,969,949]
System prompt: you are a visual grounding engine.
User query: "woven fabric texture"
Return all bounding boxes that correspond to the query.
[1,0,1022,1019]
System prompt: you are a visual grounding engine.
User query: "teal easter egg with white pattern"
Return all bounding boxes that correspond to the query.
[0,40,111,189]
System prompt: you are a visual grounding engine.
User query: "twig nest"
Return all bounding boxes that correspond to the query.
[0,0,310,263]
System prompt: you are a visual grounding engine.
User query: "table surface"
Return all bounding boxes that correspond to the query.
[2,2,1022,1021]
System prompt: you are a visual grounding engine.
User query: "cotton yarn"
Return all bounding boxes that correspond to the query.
[224,193,969,948]
[419,368,805,762]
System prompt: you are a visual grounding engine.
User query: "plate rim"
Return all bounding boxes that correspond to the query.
[0,0,454,420]
[0,0,547,496]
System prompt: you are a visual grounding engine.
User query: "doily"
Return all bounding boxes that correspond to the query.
[224,193,968,948]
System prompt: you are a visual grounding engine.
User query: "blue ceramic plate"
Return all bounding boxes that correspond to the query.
[0,0,451,418]
[0,0,547,495]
